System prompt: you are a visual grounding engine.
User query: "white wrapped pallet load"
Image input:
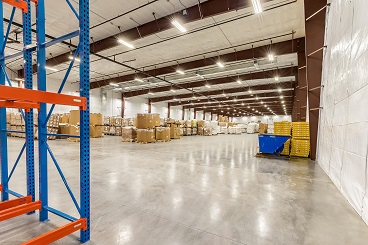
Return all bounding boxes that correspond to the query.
[237,123,247,133]
[228,126,241,134]
[235,127,242,134]
[220,127,228,134]
[218,122,227,127]
[255,123,260,133]
[210,121,219,135]
[247,123,257,134]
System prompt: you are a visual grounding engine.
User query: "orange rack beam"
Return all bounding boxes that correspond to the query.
[0,196,32,211]
[0,100,40,111]
[2,0,28,12]
[0,200,41,222]
[22,218,87,245]
[0,85,87,110]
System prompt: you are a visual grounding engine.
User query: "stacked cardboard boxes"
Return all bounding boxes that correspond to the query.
[155,127,170,141]
[291,122,310,157]
[135,113,160,143]
[122,126,137,142]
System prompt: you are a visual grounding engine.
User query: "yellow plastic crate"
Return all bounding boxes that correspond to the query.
[290,139,310,157]
[281,139,291,155]
[292,122,310,139]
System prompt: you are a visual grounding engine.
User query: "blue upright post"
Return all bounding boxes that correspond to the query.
[79,0,90,242]
[0,2,9,202]
[23,0,35,204]
[36,0,48,221]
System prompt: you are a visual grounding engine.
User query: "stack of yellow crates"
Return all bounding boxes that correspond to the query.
[291,122,310,157]
[274,121,291,155]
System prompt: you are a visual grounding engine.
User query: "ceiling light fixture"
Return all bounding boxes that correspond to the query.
[268,53,274,61]
[14,78,24,81]
[118,39,134,49]
[216,61,225,68]
[172,19,187,33]
[237,79,242,84]
[251,0,263,13]
[248,89,252,94]
[275,76,279,81]
[110,83,119,87]
[280,95,284,99]
[68,56,80,62]
[205,84,211,88]
[148,91,154,95]
[45,66,59,72]
[278,88,282,93]
[171,88,176,92]
[135,78,144,82]
[176,69,185,75]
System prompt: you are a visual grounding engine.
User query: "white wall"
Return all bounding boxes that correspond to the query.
[233,115,291,124]
[152,102,168,118]
[317,0,368,225]
[170,106,183,120]
[124,96,148,118]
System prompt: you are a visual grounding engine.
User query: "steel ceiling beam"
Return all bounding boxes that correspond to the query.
[91,38,301,89]
[17,0,273,76]
[121,66,296,97]
[180,98,292,108]
[149,81,294,103]
[168,91,293,106]
[184,102,292,110]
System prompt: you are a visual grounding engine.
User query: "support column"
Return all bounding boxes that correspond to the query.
[121,95,125,118]
[181,107,185,120]
[305,0,327,160]
[148,99,152,113]
[168,103,171,118]
[193,109,196,120]
[79,0,91,241]
[202,111,205,120]
[23,0,35,203]
[37,0,48,222]
[0,2,8,201]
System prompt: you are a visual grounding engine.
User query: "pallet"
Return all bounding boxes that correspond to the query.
[137,141,156,144]
[68,138,80,143]
[156,139,171,142]
[122,139,135,142]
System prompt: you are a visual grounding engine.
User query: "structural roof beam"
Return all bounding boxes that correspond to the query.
[122,66,296,97]
[150,81,294,103]
[91,38,302,89]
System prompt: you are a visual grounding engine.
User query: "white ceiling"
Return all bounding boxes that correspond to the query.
[3,0,304,106]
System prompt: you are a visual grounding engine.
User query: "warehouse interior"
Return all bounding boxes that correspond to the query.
[1,0,368,244]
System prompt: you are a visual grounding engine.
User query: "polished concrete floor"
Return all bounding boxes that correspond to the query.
[1,134,368,244]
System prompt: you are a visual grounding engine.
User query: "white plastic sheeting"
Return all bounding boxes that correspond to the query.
[317,0,368,225]
[247,123,257,134]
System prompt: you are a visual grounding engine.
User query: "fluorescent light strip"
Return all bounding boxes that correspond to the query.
[45,66,59,72]
[216,61,225,68]
[251,0,263,14]
[118,39,134,49]
[176,70,185,75]
[110,83,119,87]
[135,78,144,82]
[68,56,80,62]
[172,20,187,33]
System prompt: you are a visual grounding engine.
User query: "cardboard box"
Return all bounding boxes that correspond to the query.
[197,120,206,127]
[170,127,181,139]
[136,113,160,129]
[204,127,212,136]
[103,126,110,134]
[60,113,70,124]
[137,129,155,143]
[122,127,137,141]
[259,123,268,134]
[58,124,70,138]
[115,126,122,136]
[155,127,170,141]
[69,110,80,125]
[91,113,103,126]
[197,127,204,135]
[68,125,80,142]
[90,125,103,138]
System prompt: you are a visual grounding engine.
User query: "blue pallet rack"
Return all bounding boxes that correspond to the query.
[0,0,90,243]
